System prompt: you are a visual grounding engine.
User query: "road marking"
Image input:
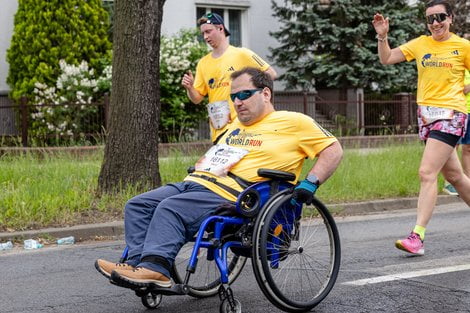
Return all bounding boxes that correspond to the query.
[343,264,470,286]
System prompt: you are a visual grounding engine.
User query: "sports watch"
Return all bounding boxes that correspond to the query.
[306,173,320,186]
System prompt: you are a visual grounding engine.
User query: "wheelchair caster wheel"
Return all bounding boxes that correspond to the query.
[219,298,241,313]
[141,292,162,309]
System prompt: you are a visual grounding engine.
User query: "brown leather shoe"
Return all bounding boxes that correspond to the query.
[95,259,134,279]
[112,267,172,288]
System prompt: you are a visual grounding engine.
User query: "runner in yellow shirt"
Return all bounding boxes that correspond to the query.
[181,12,277,143]
[372,0,470,255]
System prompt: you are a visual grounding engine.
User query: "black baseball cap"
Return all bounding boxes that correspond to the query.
[198,12,231,36]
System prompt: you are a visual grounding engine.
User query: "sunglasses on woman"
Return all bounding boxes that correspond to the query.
[230,88,263,102]
[426,13,448,24]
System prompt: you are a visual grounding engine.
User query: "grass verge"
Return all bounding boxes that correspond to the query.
[0,142,443,231]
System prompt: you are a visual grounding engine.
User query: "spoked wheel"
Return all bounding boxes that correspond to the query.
[172,237,247,298]
[141,292,162,309]
[219,298,242,313]
[252,193,341,312]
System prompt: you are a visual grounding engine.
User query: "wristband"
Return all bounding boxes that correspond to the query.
[376,34,387,42]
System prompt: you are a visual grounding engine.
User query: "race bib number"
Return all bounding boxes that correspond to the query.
[420,106,454,125]
[194,144,249,177]
[208,101,230,129]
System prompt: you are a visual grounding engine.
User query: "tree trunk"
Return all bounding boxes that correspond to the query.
[98,0,165,193]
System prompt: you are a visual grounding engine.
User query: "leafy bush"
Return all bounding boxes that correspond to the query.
[14,25,208,145]
[7,0,111,102]
[30,59,111,144]
[159,28,209,142]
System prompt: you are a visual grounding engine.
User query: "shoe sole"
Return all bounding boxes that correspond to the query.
[395,241,424,256]
[111,271,172,289]
[94,260,111,279]
[443,190,458,196]
[443,187,458,196]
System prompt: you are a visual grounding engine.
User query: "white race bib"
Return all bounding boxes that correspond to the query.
[194,144,249,177]
[420,106,454,125]
[208,101,230,129]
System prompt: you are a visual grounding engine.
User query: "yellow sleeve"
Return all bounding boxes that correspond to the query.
[464,40,470,70]
[399,37,422,62]
[296,114,338,159]
[240,48,270,71]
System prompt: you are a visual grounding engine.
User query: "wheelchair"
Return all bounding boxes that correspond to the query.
[113,169,341,313]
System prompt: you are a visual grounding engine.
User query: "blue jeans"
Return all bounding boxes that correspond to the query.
[124,181,230,278]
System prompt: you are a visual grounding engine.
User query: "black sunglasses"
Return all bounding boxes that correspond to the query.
[426,13,448,24]
[230,88,263,102]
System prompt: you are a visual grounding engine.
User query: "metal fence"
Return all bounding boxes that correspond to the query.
[0,91,418,147]
[0,95,109,147]
[273,90,418,136]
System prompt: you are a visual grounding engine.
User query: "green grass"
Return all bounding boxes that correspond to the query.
[0,143,443,231]
[314,144,431,203]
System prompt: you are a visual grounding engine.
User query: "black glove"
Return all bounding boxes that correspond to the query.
[291,179,318,205]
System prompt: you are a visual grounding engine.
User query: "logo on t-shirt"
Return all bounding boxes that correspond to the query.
[226,128,263,147]
[208,77,230,89]
[420,53,452,68]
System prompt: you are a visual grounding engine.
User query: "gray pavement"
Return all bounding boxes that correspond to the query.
[0,195,464,244]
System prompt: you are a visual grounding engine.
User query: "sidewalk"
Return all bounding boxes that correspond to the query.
[0,195,464,243]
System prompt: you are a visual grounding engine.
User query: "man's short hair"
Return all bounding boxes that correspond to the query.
[197,13,230,36]
[231,67,273,99]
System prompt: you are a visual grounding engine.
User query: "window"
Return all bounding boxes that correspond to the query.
[196,7,243,47]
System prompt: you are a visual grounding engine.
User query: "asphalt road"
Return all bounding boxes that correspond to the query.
[1,202,470,313]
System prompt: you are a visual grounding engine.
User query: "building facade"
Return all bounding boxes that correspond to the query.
[0,0,282,95]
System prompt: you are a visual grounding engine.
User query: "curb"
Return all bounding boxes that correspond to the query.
[0,221,124,242]
[0,195,464,243]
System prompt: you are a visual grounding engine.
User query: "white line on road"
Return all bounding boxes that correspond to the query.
[343,264,470,286]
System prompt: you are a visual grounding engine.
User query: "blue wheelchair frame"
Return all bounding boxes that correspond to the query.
[118,179,297,286]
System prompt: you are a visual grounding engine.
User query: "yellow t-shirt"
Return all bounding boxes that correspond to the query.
[399,34,470,113]
[184,111,338,201]
[193,45,270,141]
[465,69,470,113]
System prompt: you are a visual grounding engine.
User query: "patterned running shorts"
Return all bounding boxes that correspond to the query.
[417,107,467,141]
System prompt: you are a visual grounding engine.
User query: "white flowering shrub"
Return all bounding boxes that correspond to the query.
[29,28,207,145]
[30,59,111,144]
[159,28,209,142]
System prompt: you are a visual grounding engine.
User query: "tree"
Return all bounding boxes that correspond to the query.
[452,0,470,38]
[98,0,166,193]
[270,0,423,93]
[7,0,111,101]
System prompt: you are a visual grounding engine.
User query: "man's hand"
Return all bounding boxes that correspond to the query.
[181,70,194,90]
[291,179,318,205]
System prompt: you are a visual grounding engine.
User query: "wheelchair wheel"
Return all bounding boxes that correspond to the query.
[141,292,162,309]
[252,193,341,312]
[220,298,242,313]
[172,239,247,298]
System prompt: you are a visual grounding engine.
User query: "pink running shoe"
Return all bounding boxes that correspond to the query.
[395,232,424,255]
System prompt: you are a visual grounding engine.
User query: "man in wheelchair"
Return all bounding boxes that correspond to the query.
[95,66,343,290]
